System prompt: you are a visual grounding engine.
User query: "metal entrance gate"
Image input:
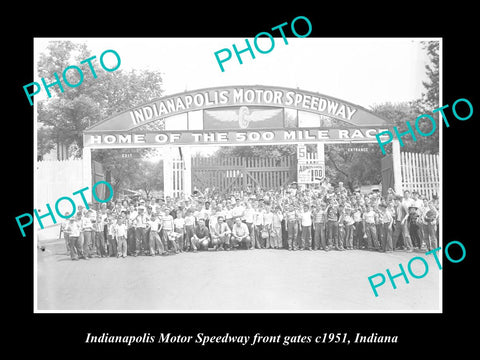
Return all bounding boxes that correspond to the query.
[192,156,296,194]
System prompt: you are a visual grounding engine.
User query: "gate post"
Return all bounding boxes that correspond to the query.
[163,146,174,199]
[392,139,402,195]
[317,142,325,163]
[182,146,192,197]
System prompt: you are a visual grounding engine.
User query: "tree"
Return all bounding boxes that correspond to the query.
[92,150,142,199]
[419,41,439,111]
[37,40,164,158]
[131,160,164,198]
[325,144,383,190]
[37,125,55,160]
[37,40,165,196]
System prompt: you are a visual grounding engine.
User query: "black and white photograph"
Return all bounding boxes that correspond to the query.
[33,37,442,313]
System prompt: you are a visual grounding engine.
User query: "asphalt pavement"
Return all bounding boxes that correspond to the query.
[36,240,441,312]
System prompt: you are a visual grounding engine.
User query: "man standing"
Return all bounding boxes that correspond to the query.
[423,201,438,251]
[326,201,341,251]
[285,204,299,251]
[362,204,380,250]
[262,205,274,249]
[127,205,137,256]
[243,201,256,245]
[135,206,148,256]
[392,196,405,250]
[81,210,95,258]
[410,191,425,249]
[271,206,283,249]
[65,215,83,260]
[161,208,179,254]
[352,205,363,250]
[253,202,264,249]
[313,202,327,250]
[300,204,313,250]
[232,199,246,221]
[184,208,196,252]
[378,203,393,252]
[148,213,165,256]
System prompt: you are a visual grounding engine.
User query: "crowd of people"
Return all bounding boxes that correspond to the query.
[61,181,439,261]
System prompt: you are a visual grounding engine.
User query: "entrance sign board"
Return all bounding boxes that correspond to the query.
[84,128,391,147]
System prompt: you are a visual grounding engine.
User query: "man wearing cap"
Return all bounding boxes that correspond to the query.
[210,216,231,250]
[135,206,149,256]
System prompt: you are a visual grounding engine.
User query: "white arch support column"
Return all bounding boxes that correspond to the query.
[181,146,192,198]
[392,139,402,195]
[317,142,325,163]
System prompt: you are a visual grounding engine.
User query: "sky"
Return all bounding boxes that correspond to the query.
[34,37,438,157]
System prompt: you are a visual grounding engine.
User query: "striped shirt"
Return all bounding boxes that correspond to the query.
[314,209,326,223]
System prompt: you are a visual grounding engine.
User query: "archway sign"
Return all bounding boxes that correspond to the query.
[82,85,400,198]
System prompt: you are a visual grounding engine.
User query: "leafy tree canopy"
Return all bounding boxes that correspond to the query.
[37,40,164,157]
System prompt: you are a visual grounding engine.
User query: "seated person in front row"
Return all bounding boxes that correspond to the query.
[231,217,251,250]
[210,216,231,251]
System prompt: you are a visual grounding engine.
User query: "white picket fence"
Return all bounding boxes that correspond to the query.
[400,152,440,199]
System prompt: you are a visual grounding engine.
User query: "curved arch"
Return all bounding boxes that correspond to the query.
[84,85,393,133]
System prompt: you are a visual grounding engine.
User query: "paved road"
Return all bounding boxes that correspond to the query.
[37,241,440,312]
